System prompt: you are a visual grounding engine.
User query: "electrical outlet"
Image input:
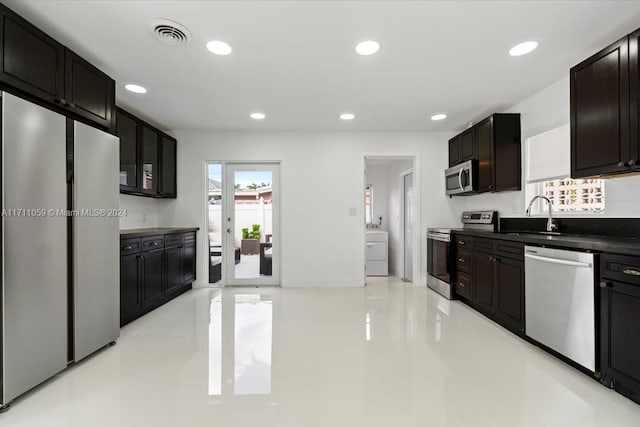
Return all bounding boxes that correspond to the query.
[348,207,357,216]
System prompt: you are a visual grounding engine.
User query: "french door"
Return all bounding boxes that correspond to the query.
[223,163,280,286]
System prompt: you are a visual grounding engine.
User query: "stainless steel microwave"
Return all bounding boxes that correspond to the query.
[445,160,475,195]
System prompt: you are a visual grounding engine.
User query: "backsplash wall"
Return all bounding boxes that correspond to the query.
[119,194,161,229]
[448,76,640,220]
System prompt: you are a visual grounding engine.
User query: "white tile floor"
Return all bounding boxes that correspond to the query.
[3,277,640,426]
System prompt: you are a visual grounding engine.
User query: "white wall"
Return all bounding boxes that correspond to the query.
[448,75,640,220]
[387,159,413,277]
[119,194,164,229]
[160,131,456,288]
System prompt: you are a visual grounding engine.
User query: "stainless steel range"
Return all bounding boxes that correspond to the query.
[427,211,497,299]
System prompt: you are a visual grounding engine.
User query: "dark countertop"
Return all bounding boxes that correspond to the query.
[120,227,199,238]
[452,229,640,256]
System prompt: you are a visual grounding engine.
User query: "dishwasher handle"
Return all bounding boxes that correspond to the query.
[525,253,592,268]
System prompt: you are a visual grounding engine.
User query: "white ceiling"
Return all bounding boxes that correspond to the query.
[7,1,640,132]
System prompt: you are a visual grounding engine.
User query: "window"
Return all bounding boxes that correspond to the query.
[535,178,605,213]
[365,185,373,224]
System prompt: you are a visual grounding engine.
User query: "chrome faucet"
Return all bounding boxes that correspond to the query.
[525,195,558,232]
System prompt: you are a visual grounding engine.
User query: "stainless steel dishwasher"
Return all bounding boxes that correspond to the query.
[524,246,597,372]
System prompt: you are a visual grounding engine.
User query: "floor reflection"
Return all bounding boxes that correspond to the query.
[209,292,273,397]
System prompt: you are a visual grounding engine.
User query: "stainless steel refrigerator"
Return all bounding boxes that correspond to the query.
[1,92,119,410]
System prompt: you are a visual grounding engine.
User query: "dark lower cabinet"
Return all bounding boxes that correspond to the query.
[453,233,525,335]
[120,229,198,326]
[494,257,525,334]
[141,248,164,309]
[183,243,196,284]
[165,245,183,295]
[472,250,495,314]
[120,253,141,326]
[600,253,640,404]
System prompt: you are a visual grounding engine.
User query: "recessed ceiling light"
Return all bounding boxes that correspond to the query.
[509,41,538,56]
[124,84,147,94]
[355,40,380,56]
[340,113,355,120]
[431,113,447,121]
[250,112,266,120]
[206,40,232,55]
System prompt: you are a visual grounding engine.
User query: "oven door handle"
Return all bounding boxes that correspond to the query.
[427,233,449,242]
[458,168,464,191]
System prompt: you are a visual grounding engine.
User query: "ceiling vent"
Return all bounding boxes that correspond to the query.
[149,19,191,46]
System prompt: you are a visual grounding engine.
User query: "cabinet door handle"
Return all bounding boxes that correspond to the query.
[622,268,640,276]
[626,160,637,167]
[458,283,466,289]
[122,245,133,251]
[599,281,611,288]
[150,241,158,247]
[457,240,465,245]
[458,258,464,263]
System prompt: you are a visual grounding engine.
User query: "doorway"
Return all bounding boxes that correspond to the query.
[363,156,417,283]
[402,170,414,282]
[206,162,280,286]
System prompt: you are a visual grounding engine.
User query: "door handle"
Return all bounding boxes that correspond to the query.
[622,268,640,276]
[524,253,592,268]
[227,228,232,233]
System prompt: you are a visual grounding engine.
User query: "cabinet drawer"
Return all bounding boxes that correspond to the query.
[602,254,640,287]
[183,231,196,244]
[165,233,182,248]
[121,238,141,255]
[456,248,472,273]
[141,235,164,251]
[456,271,472,300]
[496,241,524,260]
[475,238,496,252]
[453,234,474,249]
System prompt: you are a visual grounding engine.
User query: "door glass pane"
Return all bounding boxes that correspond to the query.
[234,169,273,279]
[142,126,158,192]
[208,163,223,284]
[117,112,137,188]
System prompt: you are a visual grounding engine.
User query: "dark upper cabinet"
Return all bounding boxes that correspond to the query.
[475,118,494,192]
[460,128,475,162]
[159,135,177,198]
[448,130,475,167]
[447,113,520,194]
[476,114,521,193]
[0,4,115,131]
[0,4,64,104]
[141,125,159,195]
[571,35,630,178]
[116,107,177,198]
[117,109,139,192]
[64,49,115,130]
[448,136,461,167]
